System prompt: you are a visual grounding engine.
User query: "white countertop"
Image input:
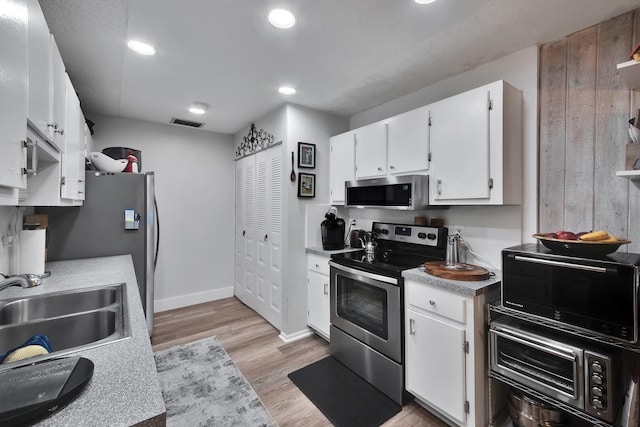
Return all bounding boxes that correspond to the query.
[0,255,166,426]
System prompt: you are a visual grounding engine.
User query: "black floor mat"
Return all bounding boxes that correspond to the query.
[288,356,401,427]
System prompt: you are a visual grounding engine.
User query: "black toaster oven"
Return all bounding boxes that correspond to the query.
[501,243,640,344]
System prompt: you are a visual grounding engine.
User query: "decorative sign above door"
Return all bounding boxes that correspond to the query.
[235,123,280,159]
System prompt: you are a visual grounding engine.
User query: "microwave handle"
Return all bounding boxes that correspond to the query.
[513,255,608,273]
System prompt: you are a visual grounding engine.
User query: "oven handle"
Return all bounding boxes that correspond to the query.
[513,255,607,273]
[491,327,580,400]
[328,261,399,285]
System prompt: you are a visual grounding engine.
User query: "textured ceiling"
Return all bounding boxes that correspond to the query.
[39,0,639,134]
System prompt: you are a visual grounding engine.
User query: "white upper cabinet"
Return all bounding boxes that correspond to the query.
[60,74,84,201]
[355,122,387,179]
[387,105,430,175]
[329,130,355,204]
[50,35,66,151]
[0,0,28,193]
[429,80,522,205]
[27,0,53,140]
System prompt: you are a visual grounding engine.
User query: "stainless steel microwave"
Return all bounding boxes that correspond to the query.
[345,175,429,210]
[501,244,640,343]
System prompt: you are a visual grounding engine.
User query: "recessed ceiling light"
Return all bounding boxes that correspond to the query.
[278,86,296,95]
[268,9,295,29]
[414,0,437,4]
[189,102,209,115]
[127,40,156,56]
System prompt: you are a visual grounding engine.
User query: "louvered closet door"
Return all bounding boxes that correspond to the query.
[234,155,256,307]
[255,147,282,329]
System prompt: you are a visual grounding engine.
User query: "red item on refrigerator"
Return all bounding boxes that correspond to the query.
[125,154,138,173]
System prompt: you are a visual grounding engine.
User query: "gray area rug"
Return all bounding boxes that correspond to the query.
[154,336,276,427]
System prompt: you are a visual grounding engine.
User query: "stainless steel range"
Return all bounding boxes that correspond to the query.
[329,222,448,405]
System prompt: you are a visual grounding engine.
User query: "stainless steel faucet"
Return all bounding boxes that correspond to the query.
[0,274,42,292]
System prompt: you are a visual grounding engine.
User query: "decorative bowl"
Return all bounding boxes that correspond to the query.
[532,233,631,256]
[89,152,128,173]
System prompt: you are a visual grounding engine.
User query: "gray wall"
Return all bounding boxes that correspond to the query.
[91,114,235,311]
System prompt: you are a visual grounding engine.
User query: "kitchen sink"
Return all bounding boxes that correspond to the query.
[0,286,118,324]
[0,284,130,368]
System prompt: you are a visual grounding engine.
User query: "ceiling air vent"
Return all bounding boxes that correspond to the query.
[170,117,204,128]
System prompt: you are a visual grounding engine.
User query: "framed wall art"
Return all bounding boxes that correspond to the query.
[297,173,316,198]
[298,142,316,169]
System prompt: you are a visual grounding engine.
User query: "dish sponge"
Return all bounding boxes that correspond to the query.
[2,345,49,364]
[0,334,53,364]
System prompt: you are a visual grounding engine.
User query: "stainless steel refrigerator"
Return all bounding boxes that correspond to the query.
[38,172,157,335]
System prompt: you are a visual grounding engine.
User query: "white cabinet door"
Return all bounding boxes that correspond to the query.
[0,0,28,192]
[429,80,522,206]
[355,122,387,179]
[329,131,355,204]
[60,74,81,200]
[387,106,430,175]
[27,0,53,139]
[307,269,330,339]
[429,85,491,203]
[235,155,256,308]
[254,148,283,330]
[50,36,66,151]
[406,309,467,425]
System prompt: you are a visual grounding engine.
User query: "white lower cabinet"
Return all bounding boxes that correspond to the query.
[306,253,330,340]
[405,279,494,427]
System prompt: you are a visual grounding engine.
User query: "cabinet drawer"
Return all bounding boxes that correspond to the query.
[307,253,330,276]
[406,281,467,324]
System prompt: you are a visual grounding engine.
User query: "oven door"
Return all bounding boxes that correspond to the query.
[489,320,584,409]
[329,262,401,363]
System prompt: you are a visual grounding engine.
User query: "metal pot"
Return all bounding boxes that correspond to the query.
[508,390,567,427]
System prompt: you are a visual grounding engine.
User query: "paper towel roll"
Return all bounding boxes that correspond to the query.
[19,229,46,275]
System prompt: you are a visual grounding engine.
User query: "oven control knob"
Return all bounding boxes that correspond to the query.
[591,361,603,374]
[427,233,436,240]
[381,229,389,235]
[591,386,604,397]
[418,232,427,239]
[591,374,604,385]
[591,398,606,410]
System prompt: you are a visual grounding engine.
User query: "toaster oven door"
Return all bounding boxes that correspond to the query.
[489,321,584,410]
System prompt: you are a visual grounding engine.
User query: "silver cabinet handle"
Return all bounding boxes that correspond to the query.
[47,122,58,130]
[242,230,245,236]
[377,167,383,171]
[23,138,38,176]
[436,179,442,196]
[315,263,319,268]
[389,165,395,169]
[409,318,415,335]
[429,300,435,306]
[323,283,328,295]
[264,234,268,241]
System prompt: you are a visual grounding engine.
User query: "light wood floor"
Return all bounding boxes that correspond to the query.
[151,297,447,426]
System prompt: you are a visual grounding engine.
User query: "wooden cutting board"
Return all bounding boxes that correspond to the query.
[423,261,491,281]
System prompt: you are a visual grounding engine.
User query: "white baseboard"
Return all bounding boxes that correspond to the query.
[279,328,316,343]
[154,286,234,313]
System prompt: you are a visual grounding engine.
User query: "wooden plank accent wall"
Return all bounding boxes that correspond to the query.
[539,8,640,252]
